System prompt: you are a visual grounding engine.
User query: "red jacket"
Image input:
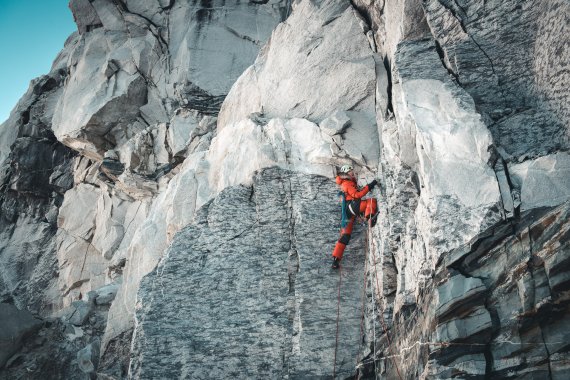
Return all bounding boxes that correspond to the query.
[336,174,370,200]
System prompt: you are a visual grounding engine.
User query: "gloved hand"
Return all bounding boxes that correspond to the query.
[367,180,378,190]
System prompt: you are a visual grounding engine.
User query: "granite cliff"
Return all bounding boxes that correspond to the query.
[0,0,568,379]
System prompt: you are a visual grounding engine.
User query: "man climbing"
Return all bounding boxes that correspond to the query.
[332,164,378,269]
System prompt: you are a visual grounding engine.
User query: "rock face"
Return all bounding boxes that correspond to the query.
[0,0,569,379]
[218,0,376,127]
[385,202,570,379]
[0,304,42,367]
[131,168,369,378]
[422,0,569,161]
[0,49,76,316]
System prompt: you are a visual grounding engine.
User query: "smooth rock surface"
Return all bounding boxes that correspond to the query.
[509,152,570,211]
[218,0,377,128]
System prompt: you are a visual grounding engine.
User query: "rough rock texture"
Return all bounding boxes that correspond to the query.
[422,0,570,162]
[0,48,76,316]
[373,202,570,379]
[0,304,42,367]
[1,0,291,376]
[105,0,380,358]
[132,168,369,378]
[0,0,568,378]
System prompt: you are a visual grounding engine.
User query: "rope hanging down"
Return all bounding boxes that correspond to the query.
[333,266,342,378]
[355,202,374,370]
[356,221,370,369]
[333,201,404,380]
[371,226,404,380]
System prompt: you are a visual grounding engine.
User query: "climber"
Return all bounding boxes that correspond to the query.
[332,164,378,269]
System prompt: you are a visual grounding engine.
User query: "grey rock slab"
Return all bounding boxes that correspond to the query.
[167,109,201,156]
[56,229,108,303]
[131,168,367,379]
[436,275,486,321]
[388,38,502,314]
[435,306,492,343]
[319,110,351,136]
[93,283,119,306]
[369,0,432,60]
[340,110,380,166]
[218,0,377,128]
[77,339,100,374]
[167,1,289,101]
[422,0,570,160]
[69,0,103,34]
[508,152,570,211]
[0,304,42,368]
[207,118,335,194]
[57,183,99,241]
[393,39,500,210]
[91,191,128,260]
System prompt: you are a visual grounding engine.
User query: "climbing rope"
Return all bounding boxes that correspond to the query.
[355,204,373,370]
[356,222,370,369]
[372,263,378,379]
[333,265,342,378]
[372,239,404,380]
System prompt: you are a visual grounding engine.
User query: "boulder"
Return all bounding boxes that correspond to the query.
[92,283,119,306]
[67,300,94,326]
[319,110,351,136]
[77,339,100,374]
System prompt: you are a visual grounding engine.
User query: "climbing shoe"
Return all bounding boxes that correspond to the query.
[332,257,340,269]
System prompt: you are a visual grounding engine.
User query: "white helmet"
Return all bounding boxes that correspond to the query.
[340,164,353,173]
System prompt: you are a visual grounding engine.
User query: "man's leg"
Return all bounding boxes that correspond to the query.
[360,198,379,226]
[332,217,355,265]
[359,198,377,218]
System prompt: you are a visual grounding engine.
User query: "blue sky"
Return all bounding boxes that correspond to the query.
[0,1,76,124]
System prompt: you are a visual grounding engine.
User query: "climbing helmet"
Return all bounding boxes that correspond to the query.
[340,164,353,173]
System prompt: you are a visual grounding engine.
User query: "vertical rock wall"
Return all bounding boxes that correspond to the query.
[353,0,570,378]
[0,48,76,316]
[0,0,568,379]
[132,168,368,378]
